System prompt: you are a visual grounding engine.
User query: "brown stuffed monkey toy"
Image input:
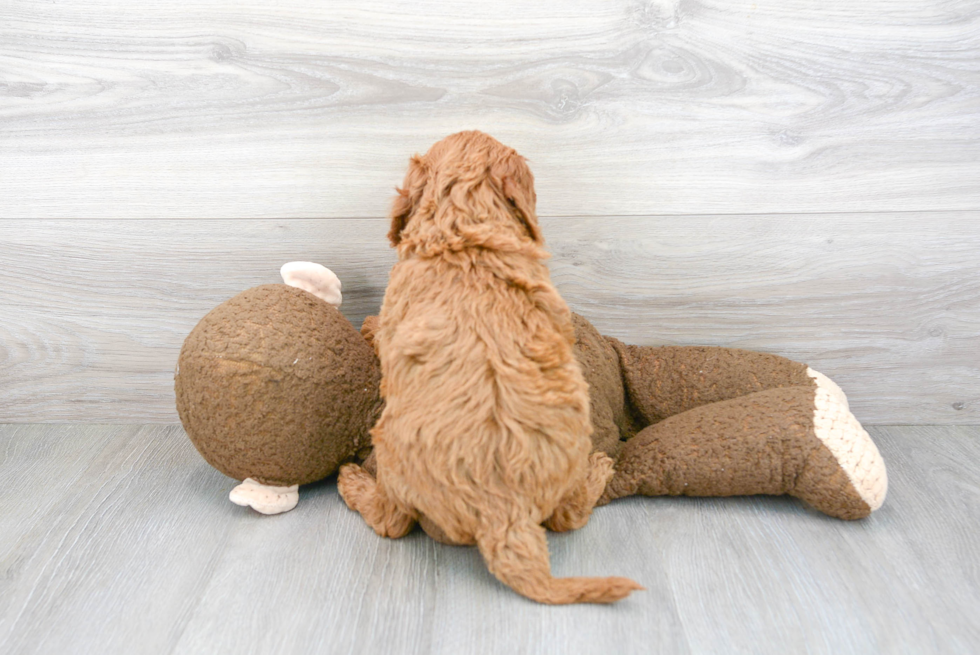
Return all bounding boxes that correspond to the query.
[361,311,886,545]
[175,265,886,527]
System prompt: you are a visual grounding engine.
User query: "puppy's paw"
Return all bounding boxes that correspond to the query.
[586,452,616,499]
[361,315,380,350]
[338,463,416,538]
[545,452,619,533]
[337,463,376,512]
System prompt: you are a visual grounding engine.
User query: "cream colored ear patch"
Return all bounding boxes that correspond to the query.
[229,478,300,515]
[807,368,888,510]
[280,262,342,307]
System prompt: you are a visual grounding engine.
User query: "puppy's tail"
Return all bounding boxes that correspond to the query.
[476,520,643,605]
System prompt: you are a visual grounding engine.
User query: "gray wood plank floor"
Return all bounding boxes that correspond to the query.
[1,424,977,655]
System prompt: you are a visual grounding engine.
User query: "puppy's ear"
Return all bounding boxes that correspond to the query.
[493,153,542,244]
[389,155,429,247]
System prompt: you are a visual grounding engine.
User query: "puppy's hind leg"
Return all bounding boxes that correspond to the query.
[545,452,615,533]
[337,464,416,538]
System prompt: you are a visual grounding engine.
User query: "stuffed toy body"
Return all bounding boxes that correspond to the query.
[571,316,885,518]
[175,264,886,523]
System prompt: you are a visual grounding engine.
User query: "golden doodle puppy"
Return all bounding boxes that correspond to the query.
[338,131,642,604]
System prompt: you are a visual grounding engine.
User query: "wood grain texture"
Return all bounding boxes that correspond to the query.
[0,219,396,422]
[1,215,976,424]
[1,424,978,654]
[1,0,978,218]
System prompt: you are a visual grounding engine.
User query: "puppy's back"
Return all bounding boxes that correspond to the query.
[372,129,640,604]
[374,255,641,604]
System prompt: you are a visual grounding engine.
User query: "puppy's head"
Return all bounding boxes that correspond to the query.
[388,131,542,252]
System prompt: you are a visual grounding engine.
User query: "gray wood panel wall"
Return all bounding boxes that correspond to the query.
[1,1,978,424]
[1,216,977,424]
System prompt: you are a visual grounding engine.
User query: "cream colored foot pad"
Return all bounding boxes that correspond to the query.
[229,478,300,515]
[808,368,888,510]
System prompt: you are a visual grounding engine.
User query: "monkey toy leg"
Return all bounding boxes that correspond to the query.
[602,342,887,519]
